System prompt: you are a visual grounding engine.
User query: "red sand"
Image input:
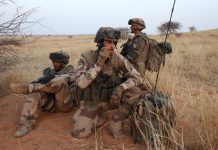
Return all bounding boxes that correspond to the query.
[0,95,144,150]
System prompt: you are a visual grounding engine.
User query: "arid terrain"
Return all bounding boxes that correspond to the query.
[0,29,218,150]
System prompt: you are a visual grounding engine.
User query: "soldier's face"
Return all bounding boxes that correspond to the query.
[103,40,116,52]
[130,24,140,34]
[52,60,64,72]
[130,25,136,33]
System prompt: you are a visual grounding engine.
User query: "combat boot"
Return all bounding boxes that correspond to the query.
[14,125,33,138]
[109,120,125,139]
[9,83,34,94]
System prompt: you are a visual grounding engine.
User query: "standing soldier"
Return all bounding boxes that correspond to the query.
[9,51,75,137]
[121,18,172,77]
[121,18,175,146]
[120,18,148,77]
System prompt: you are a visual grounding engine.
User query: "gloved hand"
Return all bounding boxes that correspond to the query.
[110,86,124,106]
[96,47,111,67]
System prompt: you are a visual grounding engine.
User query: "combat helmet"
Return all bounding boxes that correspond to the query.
[128,18,146,30]
[94,27,121,44]
[49,51,70,65]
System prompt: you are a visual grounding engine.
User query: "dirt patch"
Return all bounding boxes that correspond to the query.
[0,95,144,150]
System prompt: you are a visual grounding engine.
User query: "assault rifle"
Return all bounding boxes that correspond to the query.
[32,67,55,84]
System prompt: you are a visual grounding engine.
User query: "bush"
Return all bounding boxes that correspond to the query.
[158,21,182,35]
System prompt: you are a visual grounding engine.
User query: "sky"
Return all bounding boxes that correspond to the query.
[1,0,218,35]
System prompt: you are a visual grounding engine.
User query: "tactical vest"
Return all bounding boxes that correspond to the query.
[70,51,123,104]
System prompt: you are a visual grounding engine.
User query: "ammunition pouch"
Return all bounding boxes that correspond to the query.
[70,73,122,103]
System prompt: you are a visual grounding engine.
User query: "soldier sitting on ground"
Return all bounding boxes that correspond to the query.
[9,27,176,146]
[9,27,147,139]
[9,51,75,137]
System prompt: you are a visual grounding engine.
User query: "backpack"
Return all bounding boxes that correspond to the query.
[145,39,166,72]
[130,91,176,147]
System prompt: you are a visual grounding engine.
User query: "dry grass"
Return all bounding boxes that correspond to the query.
[0,29,218,149]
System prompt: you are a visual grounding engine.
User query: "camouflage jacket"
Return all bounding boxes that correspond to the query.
[120,32,150,76]
[67,50,142,91]
[50,65,74,76]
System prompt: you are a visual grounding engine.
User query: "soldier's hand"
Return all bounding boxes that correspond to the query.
[110,86,124,107]
[96,47,111,67]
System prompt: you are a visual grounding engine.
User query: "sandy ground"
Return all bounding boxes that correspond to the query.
[0,94,144,150]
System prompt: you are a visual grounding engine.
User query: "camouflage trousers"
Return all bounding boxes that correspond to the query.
[71,86,142,139]
[19,78,73,127]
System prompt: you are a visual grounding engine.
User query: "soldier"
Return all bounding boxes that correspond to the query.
[121,18,172,77]
[9,51,74,137]
[69,27,144,139]
[10,27,144,139]
[120,18,175,146]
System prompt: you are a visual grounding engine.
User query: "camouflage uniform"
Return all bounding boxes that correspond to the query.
[121,18,172,77]
[10,51,74,137]
[68,27,144,139]
[20,65,74,125]
[120,18,146,76]
[120,19,175,145]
